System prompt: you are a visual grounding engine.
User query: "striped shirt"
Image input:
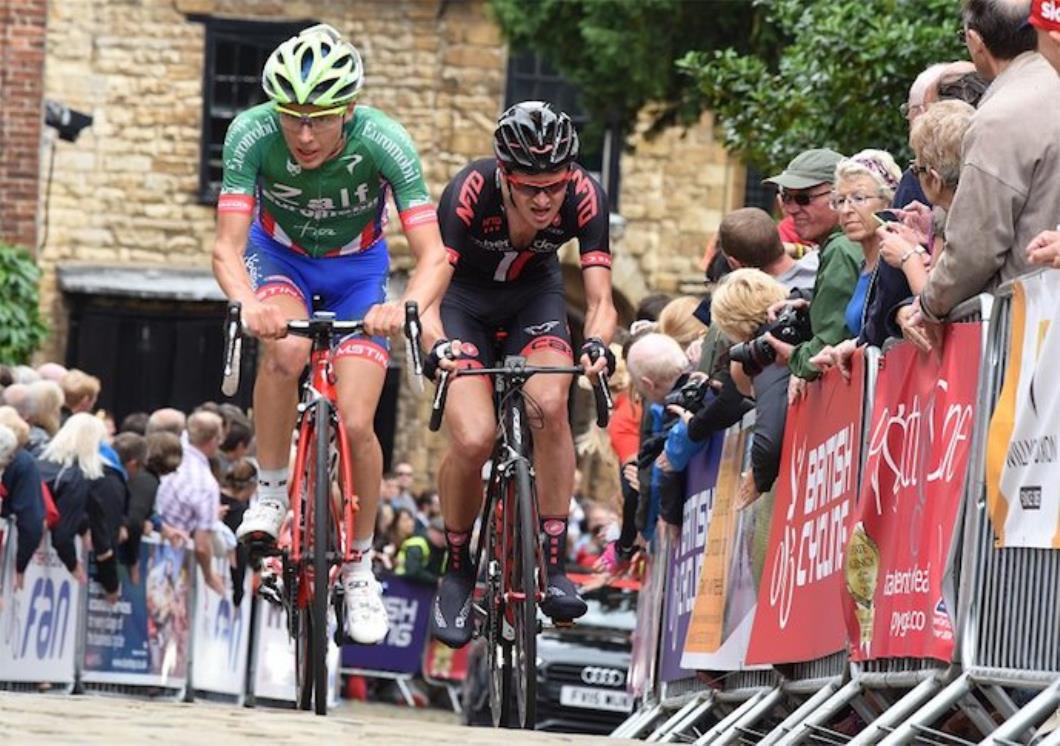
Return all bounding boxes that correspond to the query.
[156,434,219,534]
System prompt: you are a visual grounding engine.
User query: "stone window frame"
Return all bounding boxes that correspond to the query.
[195,16,313,204]
[504,50,621,212]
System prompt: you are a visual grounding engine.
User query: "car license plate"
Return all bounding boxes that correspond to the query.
[559,685,633,712]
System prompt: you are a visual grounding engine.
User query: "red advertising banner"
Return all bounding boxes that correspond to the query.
[844,324,981,662]
[746,353,865,665]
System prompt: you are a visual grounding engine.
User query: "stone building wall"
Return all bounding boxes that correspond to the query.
[38,0,743,489]
[0,0,47,250]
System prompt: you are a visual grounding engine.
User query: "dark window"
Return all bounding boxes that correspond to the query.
[743,166,776,212]
[504,51,620,211]
[197,18,312,204]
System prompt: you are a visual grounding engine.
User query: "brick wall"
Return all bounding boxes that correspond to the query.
[0,0,46,249]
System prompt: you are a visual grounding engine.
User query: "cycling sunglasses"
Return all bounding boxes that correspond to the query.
[275,104,348,130]
[505,169,571,197]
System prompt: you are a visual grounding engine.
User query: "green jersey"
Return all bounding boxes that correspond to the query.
[218,102,436,257]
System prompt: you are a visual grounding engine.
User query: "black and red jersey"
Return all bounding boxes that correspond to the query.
[437,158,611,285]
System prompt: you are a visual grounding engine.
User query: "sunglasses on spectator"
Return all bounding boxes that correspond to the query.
[779,188,832,207]
[276,104,347,132]
[829,192,886,211]
[505,170,571,197]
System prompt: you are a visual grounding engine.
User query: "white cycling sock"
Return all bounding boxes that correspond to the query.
[343,536,374,580]
[258,468,288,505]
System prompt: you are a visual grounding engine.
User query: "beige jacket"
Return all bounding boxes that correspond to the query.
[922,52,1060,320]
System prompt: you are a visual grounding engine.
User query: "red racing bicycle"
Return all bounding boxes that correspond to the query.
[221,300,423,715]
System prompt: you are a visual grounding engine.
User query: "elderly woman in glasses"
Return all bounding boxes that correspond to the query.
[813,102,976,374]
[827,150,904,339]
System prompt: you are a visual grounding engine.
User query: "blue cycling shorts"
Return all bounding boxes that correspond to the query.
[243,220,390,367]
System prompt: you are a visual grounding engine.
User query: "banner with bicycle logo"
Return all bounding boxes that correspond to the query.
[0,528,81,685]
[747,356,864,665]
[986,270,1060,548]
[81,536,191,686]
[843,326,980,662]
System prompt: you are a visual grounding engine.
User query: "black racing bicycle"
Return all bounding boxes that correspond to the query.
[429,355,611,729]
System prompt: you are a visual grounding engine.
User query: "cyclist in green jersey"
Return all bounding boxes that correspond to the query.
[211,24,449,645]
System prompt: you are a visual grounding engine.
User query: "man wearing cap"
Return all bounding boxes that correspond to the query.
[906,0,1060,341]
[1023,1,1060,269]
[1031,0,1060,70]
[763,149,862,381]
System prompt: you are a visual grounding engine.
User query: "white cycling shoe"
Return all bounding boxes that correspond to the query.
[236,497,287,542]
[342,575,390,645]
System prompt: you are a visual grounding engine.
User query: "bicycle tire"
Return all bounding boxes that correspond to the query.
[294,415,315,711]
[511,457,538,729]
[311,399,331,715]
[484,483,512,728]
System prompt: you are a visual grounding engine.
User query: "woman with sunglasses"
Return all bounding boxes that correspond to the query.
[424,101,617,648]
[211,24,451,646]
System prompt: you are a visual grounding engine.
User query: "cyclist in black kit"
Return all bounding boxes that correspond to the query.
[423,102,617,648]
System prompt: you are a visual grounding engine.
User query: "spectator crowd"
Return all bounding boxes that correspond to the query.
[594,0,1060,574]
[0,361,621,609]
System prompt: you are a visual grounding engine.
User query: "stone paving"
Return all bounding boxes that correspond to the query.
[0,692,638,745]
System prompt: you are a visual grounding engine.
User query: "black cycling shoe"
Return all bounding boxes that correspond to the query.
[430,572,475,648]
[539,570,588,621]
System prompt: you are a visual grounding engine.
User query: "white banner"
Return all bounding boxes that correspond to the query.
[251,598,338,707]
[190,557,252,699]
[0,524,81,685]
[987,270,1060,548]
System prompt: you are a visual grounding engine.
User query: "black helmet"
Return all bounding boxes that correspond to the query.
[493,101,579,174]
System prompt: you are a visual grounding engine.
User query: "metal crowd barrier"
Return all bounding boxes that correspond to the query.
[881,274,1060,744]
[0,526,258,705]
[617,288,1060,745]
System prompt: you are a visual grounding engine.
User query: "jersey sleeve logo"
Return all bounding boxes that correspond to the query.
[572,169,599,229]
[456,170,486,228]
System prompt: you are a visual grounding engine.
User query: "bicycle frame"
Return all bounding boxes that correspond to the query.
[476,386,543,609]
[287,342,357,581]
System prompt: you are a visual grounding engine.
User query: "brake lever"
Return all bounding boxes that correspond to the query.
[221,301,242,397]
[403,300,424,394]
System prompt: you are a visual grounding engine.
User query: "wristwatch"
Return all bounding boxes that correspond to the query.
[900,245,927,265]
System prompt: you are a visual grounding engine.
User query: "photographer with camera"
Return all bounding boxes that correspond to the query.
[709,269,808,507]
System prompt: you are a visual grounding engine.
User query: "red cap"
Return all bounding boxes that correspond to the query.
[1031,0,1060,32]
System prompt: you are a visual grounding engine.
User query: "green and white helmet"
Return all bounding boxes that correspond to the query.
[261,24,363,107]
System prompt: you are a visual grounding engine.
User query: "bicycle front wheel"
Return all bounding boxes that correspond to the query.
[485,486,512,728]
[510,457,539,730]
[310,399,331,715]
[293,411,316,711]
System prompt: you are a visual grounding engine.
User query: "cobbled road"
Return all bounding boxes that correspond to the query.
[0,692,639,745]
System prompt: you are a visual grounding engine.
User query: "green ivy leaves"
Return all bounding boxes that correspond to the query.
[0,242,49,364]
[679,0,966,173]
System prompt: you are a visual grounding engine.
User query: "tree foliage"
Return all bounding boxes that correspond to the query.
[679,0,967,173]
[0,242,49,364]
[487,0,770,140]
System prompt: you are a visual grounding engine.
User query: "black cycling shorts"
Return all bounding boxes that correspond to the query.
[440,273,572,368]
